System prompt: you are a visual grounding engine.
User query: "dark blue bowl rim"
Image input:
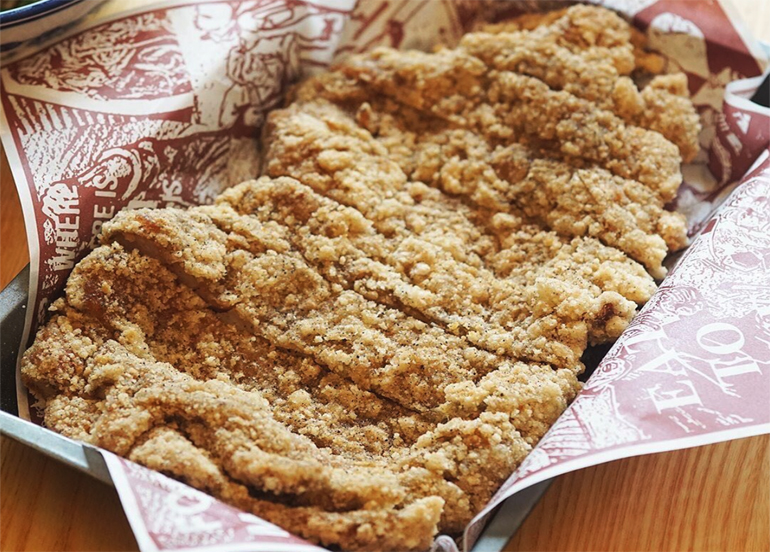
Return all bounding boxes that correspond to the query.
[0,0,83,27]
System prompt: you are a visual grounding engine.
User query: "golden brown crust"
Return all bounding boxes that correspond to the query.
[214,177,592,365]
[24,243,549,547]
[264,100,655,333]
[478,5,643,74]
[348,99,687,278]
[337,50,683,204]
[288,8,696,277]
[475,7,694,158]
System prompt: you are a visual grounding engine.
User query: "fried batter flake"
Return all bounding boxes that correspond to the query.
[102,208,507,411]
[350,98,686,277]
[460,32,699,161]
[264,99,654,337]
[339,49,684,202]
[215,176,595,365]
[24,242,576,545]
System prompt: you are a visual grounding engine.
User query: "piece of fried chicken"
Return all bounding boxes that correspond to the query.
[23,236,577,550]
[21,5,698,551]
[287,7,697,278]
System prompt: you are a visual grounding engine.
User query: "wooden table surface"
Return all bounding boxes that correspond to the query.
[2,1,769,550]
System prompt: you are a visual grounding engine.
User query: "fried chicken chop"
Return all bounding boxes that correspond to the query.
[22,5,698,551]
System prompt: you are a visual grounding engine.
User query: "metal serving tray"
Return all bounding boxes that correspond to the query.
[0,266,110,483]
[0,265,551,551]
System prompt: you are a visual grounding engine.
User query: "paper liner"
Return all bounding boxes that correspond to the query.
[464,150,770,549]
[1,1,769,551]
[101,451,325,552]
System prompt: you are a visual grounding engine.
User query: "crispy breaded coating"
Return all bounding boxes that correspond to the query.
[102,208,508,411]
[27,313,404,504]
[22,5,696,550]
[63,244,432,455]
[350,99,686,277]
[350,46,487,117]
[23,308,446,550]
[636,74,701,162]
[215,177,594,366]
[24,242,568,545]
[127,426,445,550]
[340,47,487,120]
[460,29,631,106]
[460,33,699,160]
[440,362,578,444]
[337,8,697,181]
[264,100,654,333]
[474,7,696,159]
[314,68,686,278]
[479,5,630,50]
[271,93,659,273]
[479,5,637,75]
[263,99,496,267]
[341,51,683,202]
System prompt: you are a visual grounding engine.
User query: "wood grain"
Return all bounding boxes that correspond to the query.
[0,149,28,289]
[506,435,770,551]
[1,1,769,551]
[0,437,137,552]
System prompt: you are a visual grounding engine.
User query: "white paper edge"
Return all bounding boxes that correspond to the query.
[719,0,770,68]
[724,73,770,115]
[101,451,324,552]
